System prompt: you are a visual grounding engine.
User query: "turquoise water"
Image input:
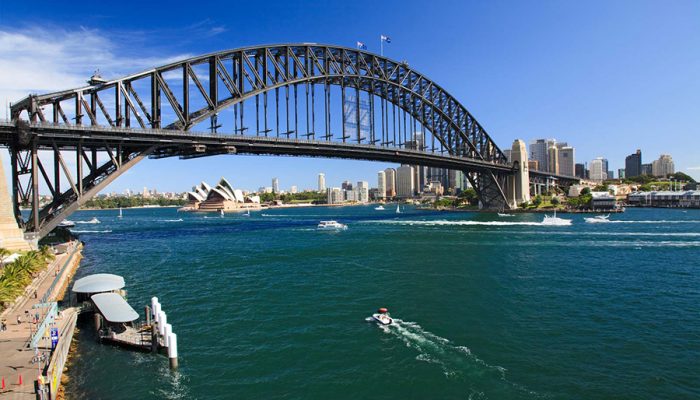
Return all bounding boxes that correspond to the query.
[62,206,700,399]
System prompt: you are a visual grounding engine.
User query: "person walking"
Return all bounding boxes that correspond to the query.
[17,315,21,325]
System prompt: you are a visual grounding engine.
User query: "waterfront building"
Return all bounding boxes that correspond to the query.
[290,185,298,194]
[590,158,607,182]
[529,139,556,172]
[272,178,279,194]
[601,159,609,178]
[342,180,353,191]
[618,169,626,179]
[652,154,674,177]
[625,149,642,178]
[344,189,357,202]
[427,167,449,190]
[627,190,700,208]
[448,170,466,193]
[327,187,343,204]
[575,163,587,179]
[528,160,539,172]
[197,178,261,212]
[590,192,617,209]
[558,146,575,176]
[641,163,652,176]
[503,149,512,162]
[384,168,397,197]
[356,181,369,203]
[318,173,326,192]
[377,171,387,199]
[396,165,415,198]
[186,181,213,209]
[608,170,615,180]
[547,145,559,175]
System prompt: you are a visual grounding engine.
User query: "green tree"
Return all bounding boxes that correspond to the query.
[551,197,560,206]
[532,195,543,207]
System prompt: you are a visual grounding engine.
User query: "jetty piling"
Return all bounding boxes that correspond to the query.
[168,333,178,370]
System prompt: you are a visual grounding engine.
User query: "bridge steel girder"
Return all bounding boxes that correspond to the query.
[8,44,526,236]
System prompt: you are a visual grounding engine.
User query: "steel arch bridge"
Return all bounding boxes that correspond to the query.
[2,43,543,239]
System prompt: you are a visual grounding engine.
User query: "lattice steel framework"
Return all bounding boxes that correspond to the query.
[8,44,514,238]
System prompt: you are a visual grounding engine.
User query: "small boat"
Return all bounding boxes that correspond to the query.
[118,207,123,219]
[58,220,75,228]
[317,220,347,230]
[497,213,514,217]
[85,217,100,224]
[542,211,572,226]
[243,209,251,217]
[374,205,385,211]
[371,308,394,325]
[584,214,611,223]
[220,209,225,218]
[395,204,401,214]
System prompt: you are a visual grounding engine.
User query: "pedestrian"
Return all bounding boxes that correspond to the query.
[34,290,38,299]
[1,319,6,331]
[17,315,21,325]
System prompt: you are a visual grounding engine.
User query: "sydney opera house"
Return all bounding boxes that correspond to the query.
[183,178,262,212]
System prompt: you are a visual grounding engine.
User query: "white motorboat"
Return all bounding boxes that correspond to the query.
[371,308,394,325]
[80,217,100,224]
[542,211,572,226]
[58,220,75,228]
[584,214,611,223]
[317,220,347,230]
[374,205,385,211]
[497,213,514,217]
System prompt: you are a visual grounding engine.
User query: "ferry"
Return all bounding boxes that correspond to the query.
[374,205,385,211]
[542,211,572,226]
[317,220,347,230]
[371,308,394,325]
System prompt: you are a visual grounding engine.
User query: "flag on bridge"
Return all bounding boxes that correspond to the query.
[356,41,367,50]
[380,35,391,43]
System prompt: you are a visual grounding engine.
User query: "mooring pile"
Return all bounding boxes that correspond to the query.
[148,297,178,369]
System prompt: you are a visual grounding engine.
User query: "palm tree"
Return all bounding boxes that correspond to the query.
[0,248,10,270]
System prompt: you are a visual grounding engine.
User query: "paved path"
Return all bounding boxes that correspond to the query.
[0,242,81,399]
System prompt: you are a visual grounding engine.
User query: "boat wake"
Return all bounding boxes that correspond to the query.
[371,220,565,227]
[380,318,540,397]
[162,218,184,222]
[75,218,101,224]
[71,229,112,233]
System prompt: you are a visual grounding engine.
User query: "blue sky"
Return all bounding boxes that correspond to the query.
[1,0,698,193]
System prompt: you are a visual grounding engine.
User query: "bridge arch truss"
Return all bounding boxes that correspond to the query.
[7,44,514,238]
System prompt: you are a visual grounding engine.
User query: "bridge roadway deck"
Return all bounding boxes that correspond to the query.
[0,121,515,174]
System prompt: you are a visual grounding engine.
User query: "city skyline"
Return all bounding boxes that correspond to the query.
[1,1,699,193]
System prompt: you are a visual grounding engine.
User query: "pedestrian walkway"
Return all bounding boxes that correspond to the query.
[0,242,81,399]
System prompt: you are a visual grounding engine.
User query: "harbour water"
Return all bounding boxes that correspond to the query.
[63,206,700,399]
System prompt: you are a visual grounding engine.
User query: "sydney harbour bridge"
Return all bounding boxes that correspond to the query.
[0,44,578,240]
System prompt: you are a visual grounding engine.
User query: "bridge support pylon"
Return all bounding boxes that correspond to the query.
[507,139,531,208]
[0,153,32,250]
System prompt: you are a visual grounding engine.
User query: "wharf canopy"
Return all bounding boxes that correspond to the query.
[72,273,125,294]
[187,178,262,212]
[91,292,139,323]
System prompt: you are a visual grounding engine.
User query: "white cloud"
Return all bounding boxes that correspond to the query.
[0,27,191,115]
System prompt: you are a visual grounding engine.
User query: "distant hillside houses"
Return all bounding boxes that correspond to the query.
[185,178,261,212]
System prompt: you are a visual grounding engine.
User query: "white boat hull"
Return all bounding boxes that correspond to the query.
[371,313,393,325]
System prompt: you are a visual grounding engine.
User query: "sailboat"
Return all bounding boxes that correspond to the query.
[244,209,250,217]
[395,203,401,214]
[220,209,225,218]
[118,207,123,219]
